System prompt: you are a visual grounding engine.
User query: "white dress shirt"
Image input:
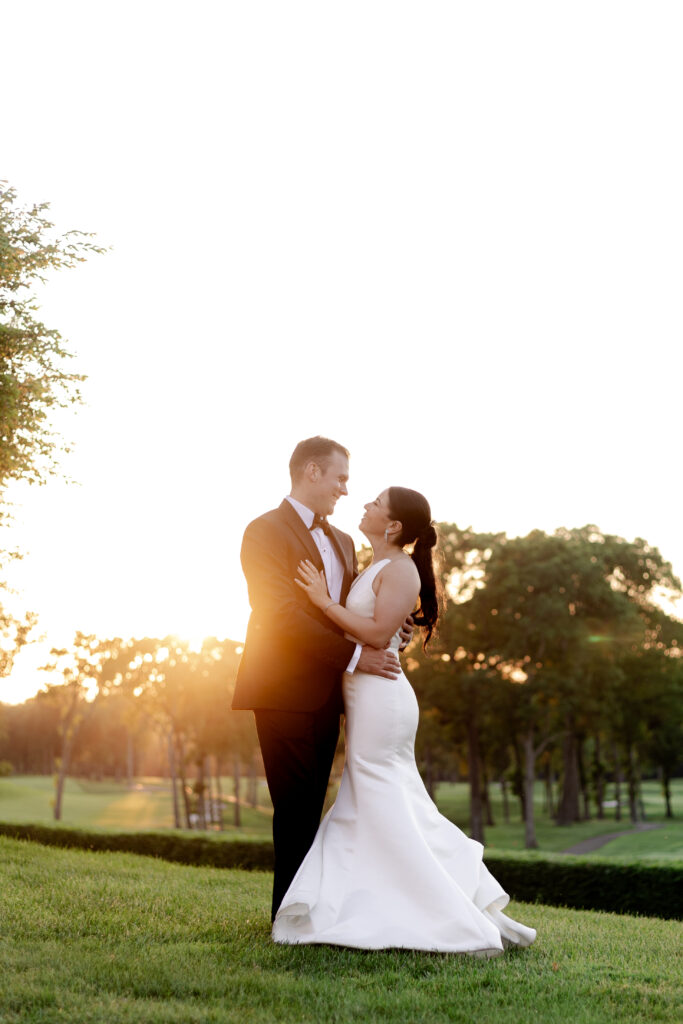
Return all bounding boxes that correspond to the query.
[285,495,361,673]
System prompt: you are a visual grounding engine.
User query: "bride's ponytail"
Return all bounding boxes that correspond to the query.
[387,487,439,647]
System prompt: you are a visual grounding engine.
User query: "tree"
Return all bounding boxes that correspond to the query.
[454,526,681,844]
[1,185,103,694]
[612,612,683,822]
[410,522,682,850]
[0,184,104,497]
[0,692,60,773]
[40,632,105,819]
[110,635,255,830]
[405,523,503,843]
[0,603,35,677]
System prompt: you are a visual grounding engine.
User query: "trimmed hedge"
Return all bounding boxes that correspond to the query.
[483,851,682,921]
[0,821,274,871]
[1,821,680,920]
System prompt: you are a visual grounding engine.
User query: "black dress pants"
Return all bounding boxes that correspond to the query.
[255,690,342,922]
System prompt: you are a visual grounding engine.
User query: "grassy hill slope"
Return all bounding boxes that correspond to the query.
[0,837,680,1024]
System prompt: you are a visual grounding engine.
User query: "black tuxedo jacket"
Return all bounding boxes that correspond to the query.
[232,500,358,712]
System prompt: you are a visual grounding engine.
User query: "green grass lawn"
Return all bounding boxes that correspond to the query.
[1,837,681,1024]
[434,778,683,857]
[0,775,273,837]
[593,825,683,861]
[0,776,173,829]
[2,775,682,862]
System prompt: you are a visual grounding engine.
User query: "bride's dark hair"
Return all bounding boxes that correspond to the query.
[387,486,439,647]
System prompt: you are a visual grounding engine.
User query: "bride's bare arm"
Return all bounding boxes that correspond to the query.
[295,559,420,648]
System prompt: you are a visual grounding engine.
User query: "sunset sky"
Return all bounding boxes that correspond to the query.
[2,1,682,703]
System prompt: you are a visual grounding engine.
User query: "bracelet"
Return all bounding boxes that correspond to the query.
[324,600,338,612]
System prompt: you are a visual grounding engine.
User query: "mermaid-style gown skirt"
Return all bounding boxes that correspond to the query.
[272,561,536,955]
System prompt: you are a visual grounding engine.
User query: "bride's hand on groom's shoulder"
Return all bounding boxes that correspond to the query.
[294,560,331,609]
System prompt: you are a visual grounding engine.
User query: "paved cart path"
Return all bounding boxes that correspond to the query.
[561,822,662,855]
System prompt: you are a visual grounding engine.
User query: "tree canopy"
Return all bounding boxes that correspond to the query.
[0,183,103,679]
[0,183,104,498]
[406,523,683,846]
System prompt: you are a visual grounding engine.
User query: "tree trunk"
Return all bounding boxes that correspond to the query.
[482,758,494,827]
[556,726,581,825]
[626,744,640,823]
[523,727,538,849]
[511,738,526,822]
[466,713,484,843]
[167,732,181,829]
[196,758,207,829]
[576,737,591,820]
[636,749,646,821]
[612,743,622,821]
[215,758,224,830]
[203,755,213,827]
[210,756,218,825]
[126,730,135,788]
[53,753,67,821]
[53,766,64,821]
[424,746,435,802]
[248,750,258,807]
[594,734,605,820]
[500,776,510,824]
[53,690,85,821]
[175,732,192,828]
[663,768,673,819]
[233,754,242,828]
[633,747,646,822]
[54,730,77,820]
[543,760,555,818]
[638,791,646,821]
[204,757,212,825]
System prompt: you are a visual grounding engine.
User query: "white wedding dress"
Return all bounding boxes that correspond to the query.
[272,560,537,955]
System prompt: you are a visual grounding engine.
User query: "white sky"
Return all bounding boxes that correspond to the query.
[2,1,682,703]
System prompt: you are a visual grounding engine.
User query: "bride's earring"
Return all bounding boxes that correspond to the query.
[384,528,389,542]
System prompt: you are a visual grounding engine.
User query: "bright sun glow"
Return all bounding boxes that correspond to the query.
[2,3,682,704]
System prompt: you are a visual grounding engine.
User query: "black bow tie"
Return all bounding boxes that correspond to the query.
[310,515,332,536]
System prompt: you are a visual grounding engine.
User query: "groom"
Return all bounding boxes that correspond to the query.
[233,436,401,920]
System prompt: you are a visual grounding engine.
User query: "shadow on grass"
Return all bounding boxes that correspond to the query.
[237,918,532,981]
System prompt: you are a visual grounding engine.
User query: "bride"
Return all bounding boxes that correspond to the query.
[272,485,536,955]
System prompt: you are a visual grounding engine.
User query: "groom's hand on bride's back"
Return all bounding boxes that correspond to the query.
[398,615,414,652]
[357,646,401,679]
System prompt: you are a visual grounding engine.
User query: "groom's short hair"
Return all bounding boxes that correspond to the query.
[289,436,350,482]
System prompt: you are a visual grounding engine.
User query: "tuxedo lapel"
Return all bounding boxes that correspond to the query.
[277,500,325,570]
[329,526,354,602]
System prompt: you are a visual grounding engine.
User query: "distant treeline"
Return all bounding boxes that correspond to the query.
[0,636,259,829]
[1,524,681,848]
